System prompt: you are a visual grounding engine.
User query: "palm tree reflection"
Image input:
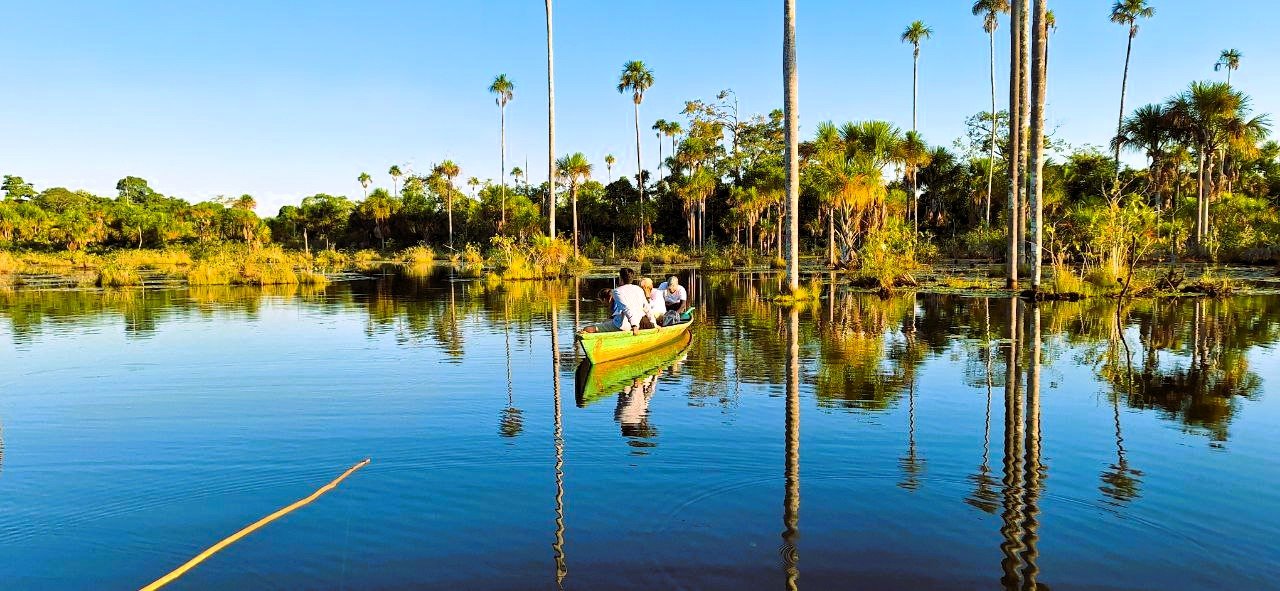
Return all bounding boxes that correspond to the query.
[550,304,567,588]
[998,300,1047,591]
[780,307,800,590]
[966,298,999,514]
[500,299,524,438]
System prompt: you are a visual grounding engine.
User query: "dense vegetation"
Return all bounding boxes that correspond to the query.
[3,1,1278,290]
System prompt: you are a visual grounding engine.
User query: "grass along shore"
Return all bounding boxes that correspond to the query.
[3,240,1276,300]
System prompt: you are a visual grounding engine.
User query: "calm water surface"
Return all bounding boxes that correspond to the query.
[2,269,1278,590]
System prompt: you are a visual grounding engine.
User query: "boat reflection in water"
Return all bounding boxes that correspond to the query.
[574,333,692,451]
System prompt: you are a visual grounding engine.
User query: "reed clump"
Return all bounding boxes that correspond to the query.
[0,251,20,274]
[97,264,142,287]
[398,245,436,266]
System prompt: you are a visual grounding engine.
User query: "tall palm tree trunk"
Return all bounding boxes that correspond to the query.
[571,184,579,255]
[987,29,997,225]
[545,0,557,238]
[657,133,664,179]
[500,102,507,228]
[633,101,645,246]
[448,195,454,250]
[1195,149,1206,246]
[1018,0,1030,268]
[1028,0,1047,290]
[783,0,800,294]
[1114,32,1134,181]
[1007,0,1022,289]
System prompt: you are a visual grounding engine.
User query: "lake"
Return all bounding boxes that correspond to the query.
[2,268,1278,590]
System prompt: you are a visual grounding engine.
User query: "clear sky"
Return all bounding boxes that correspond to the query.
[2,1,1274,215]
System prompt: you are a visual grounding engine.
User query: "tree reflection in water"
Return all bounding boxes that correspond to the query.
[781,307,800,591]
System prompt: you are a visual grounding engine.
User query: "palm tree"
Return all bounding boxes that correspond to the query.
[665,121,683,162]
[489,74,515,227]
[1028,0,1048,290]
[1114,104,1173,207]
[897,131,931,231]
[556,153,592,255]
[389,165,402,197]
[467,176,480,199]
[604,154,616,183]
[358,172,371,198]
[1215,49,1242,87]
[973,0,1010,225]
[545,0,557,238]
[783,0,800,294]
[1111,0,1157,177]
[618,60,654,245]
[511,166,524,188]
[652,119,669,178]
[900,21,934,134]
[435,160,461,249]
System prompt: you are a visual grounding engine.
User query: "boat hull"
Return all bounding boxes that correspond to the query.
[575,333,692,407]
[575,318,693,364]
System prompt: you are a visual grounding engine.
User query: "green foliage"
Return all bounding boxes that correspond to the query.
[398,245,436,265]
[0,251,20,274]
[96,264,141,287]
[851,218,933,291]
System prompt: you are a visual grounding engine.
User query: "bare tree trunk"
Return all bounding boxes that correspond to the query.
[783,0,800,294]
[546,0,557,239]
[1028,0,1047,290]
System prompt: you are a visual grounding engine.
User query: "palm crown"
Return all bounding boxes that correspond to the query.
[1215,49,1242,73]
[1111,0,1155,35]
[489,74,514,107]
[971,0,1009,33]
[901,21,933,55]
[617,61,654,104]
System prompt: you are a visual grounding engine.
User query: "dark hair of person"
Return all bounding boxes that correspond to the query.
[619,267,636,284]
[597,288,613,302]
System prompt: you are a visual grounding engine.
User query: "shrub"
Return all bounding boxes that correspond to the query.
[314,249,350,270]
[0,251,20,274]
[398,245,435,265]
[850,219,933,291]
[97,264,141,287]
[111,249,193,269]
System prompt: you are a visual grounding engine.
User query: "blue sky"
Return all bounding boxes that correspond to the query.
[1,1,1274,215]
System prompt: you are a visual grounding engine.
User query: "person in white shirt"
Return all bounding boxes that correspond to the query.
[640,277,667,326]
[658,276,688,313]
[583,267,647,335]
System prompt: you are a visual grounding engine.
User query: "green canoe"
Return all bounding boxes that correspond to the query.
[575,332,692,407]
[575,310,695,364]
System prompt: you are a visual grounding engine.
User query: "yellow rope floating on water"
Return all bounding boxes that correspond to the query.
[139,458,371,591]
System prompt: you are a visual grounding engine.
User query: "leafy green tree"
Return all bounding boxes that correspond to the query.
[115,176,152,204]
[2,176,36,201]
[603,155,615,183]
